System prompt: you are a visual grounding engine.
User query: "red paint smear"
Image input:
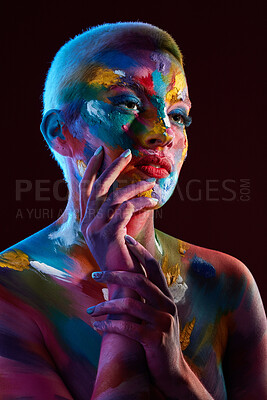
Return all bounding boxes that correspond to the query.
[135,74,155,96]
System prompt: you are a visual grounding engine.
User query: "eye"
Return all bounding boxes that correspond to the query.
[169,110,192,128]
[171,114,185,124]
[109,95,142,113]
[120,100,139,110]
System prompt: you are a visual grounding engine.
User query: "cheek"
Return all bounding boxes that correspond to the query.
[174,128,188,164]
[181,129,188,161]
[80,100,135,150]
[153,170,179,205]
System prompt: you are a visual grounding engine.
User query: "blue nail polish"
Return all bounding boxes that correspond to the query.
[87,306,95,314]
[94,145,103,156]
[121,149,131,158]
[92,271,103,280]
[125,234,137,246]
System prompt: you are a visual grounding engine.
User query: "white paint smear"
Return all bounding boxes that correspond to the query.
[30,261,71,281]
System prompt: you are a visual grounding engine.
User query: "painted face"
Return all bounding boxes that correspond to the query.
[69,48,191,206]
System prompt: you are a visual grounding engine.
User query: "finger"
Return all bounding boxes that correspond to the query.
[91,271,175,314]
[79,145,104,220]
[101,197,158,237]
[93,319,151,346]
[90,189,158,232]
[92,179,156,228]
[87,298,166,327]
[124,236,172,299]
[89,148,132,202]
[81,148,133,227]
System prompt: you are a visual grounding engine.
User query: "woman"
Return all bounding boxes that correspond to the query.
[0,22,266,399]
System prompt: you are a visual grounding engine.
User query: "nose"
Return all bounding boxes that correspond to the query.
[142,122,173,149]
[134,98,175,149]
[134,104,174,149]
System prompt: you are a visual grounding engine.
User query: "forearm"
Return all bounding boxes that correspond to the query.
[91,284,151,400]
[91,333,150,400]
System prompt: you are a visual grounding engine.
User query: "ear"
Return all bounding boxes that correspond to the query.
[40,109,72,157]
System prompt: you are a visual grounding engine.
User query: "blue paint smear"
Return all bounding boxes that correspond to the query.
[80,101,135,151]
[150,95,167,121]
[151,70,166,98]
[190,256,216,278]
[51,312,102,369]
[93,50,139,69]
[184,265,246,365]
[11,233,75,275]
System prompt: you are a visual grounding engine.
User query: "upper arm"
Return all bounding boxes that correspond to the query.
[0,288,74,400]
[223,263,267,399]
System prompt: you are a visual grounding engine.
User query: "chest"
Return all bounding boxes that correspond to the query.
[36,276,228,399]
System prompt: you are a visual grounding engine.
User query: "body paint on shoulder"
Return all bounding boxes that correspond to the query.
[0,249,30,271]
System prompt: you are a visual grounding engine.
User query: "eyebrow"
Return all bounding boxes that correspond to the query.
[108,81,192,110]
[109,81,147,96]
[167,93,192,111]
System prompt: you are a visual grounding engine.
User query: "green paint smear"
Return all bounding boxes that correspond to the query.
[50,310,101,369]
[59,82,104,105]
[0,267,72,316]
[184,269,246,365]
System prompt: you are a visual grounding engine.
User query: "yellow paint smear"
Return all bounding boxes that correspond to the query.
[153,120,167,136]
[88,69,121,88]
[117,172,154,198]
[166,72,187,104]
[181,129,188,162]
[161,254,182,286]
[136,188,153,198]
[77,160,87,177]
[180,317,196,351]
[178,239,190,256]
[213,315,229,365]
[0,249,30,271]
[193,323,214,360]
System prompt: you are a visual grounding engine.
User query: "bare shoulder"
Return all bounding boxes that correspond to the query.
[0,225,73,311]
[0,223,72,279]
[156,228,265,315]
[181,239,266,327]
[156,227,253,280]
[185,240,253,280]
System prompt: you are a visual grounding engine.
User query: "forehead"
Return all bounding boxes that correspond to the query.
[88,49,190,104]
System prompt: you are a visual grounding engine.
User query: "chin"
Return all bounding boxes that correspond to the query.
[152,171,179,205]
[114,169,179,207]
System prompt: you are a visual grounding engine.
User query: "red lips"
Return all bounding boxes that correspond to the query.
[134,155,172,178]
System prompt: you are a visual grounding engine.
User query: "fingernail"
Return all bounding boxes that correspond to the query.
[125,234,137,246]
[86,306,95,314]
[149,198,159,204]
[94,145,103,156]
[121,149,131,158]
[92,271,103,280]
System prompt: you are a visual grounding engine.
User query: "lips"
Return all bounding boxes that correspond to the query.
[134,155,172,178]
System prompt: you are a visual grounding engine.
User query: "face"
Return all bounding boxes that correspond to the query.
[66,48,191,206]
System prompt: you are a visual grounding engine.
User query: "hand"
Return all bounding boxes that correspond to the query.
[88,237,184,398]
[81,148,160,399]
[79,147,158,276]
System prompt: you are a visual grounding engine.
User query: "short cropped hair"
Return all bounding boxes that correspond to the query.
[42,22,183,182]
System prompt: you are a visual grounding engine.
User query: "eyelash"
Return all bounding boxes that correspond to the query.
[169,111,192,128]
[110,95,142,112]
[109,95,192,128]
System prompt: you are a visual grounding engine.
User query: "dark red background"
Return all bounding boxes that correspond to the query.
[1,1,266,307]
